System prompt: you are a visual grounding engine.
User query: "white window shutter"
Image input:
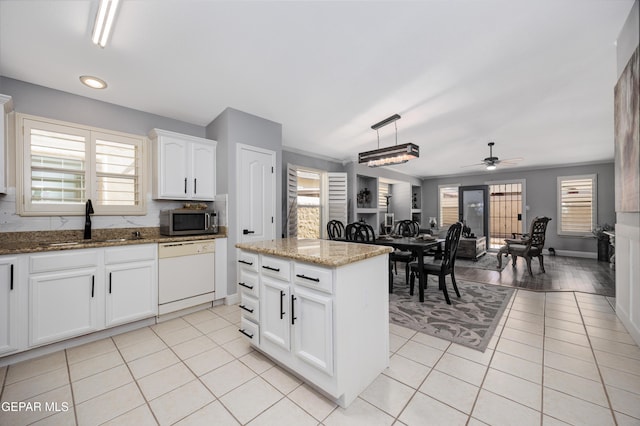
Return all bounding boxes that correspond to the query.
[286,164,298,238]
[327,172,348,226]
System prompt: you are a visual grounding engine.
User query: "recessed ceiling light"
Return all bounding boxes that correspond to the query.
[79,75,108,89]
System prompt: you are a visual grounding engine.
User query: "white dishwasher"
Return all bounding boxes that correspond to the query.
[158,240,215,315]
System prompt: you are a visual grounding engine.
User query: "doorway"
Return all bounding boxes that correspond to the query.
[488,181,525,249]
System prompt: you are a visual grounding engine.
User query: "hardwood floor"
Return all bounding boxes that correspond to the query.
[453,253,616,297]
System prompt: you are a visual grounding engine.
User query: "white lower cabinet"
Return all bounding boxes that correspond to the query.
[261,276,291,351]
[237,250,389,408]
[26,245,158,349]
[0,256,21,355]
[29,250,101,347]
[291,285,333,375]
[105,245,157,327]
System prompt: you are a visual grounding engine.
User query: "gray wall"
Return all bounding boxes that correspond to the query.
[206,108,283,296]
[0,77,204,138]
[0,77,210,232]
[421,162,616,254]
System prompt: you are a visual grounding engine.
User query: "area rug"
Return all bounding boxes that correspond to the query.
[454,253,508,271]
[389,274,514,352]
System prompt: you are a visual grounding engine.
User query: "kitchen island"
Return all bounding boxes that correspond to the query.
[235,238,392,408]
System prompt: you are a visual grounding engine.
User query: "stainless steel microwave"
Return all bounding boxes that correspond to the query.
[160,209,218,236]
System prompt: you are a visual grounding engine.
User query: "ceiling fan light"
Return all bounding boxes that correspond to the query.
[486,163,497,171]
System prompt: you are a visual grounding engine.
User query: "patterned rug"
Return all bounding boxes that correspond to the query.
[454,253,507,271]
[389,274,514,352]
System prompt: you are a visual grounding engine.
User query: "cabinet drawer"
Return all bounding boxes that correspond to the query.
[260,255,291,281]
[294,263,333,294]
[105,244,156,264]
[239,294,259,323]
[238,251,258,271]
[238,268,259,297]
[30,250,99,274]
[239,317,259,345]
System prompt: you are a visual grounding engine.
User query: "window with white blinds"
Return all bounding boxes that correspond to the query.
[439,185,459,227]
[379,182,389,209]
[557,175,597,236]
[18,114,146,216]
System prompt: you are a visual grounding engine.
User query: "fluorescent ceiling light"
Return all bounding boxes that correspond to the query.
[358,114,420,168]
[92,0,120,47]
[79,75,108,89]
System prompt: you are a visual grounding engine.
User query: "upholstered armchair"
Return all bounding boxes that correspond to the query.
[498,216,552,276]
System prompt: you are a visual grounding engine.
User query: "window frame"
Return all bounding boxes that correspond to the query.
[16,113,147,216]
[557,174,597,237]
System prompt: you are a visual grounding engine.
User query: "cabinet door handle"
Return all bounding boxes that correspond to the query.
[109,272,112,294]
[239,304,254,313]
[238,329,254,339]
[238,282,254,290]
[194,178,197,194]
[291,295,297,325]
[91,275,95,298]
[280,290,285,319]
[238,259,253,266]
[262,265,280,272]
[243,229,255,235]
[184,177,187,194]
[296,273,320,282]
[10,264,14,291]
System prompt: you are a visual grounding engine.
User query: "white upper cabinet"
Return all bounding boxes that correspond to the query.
[0,94,13,194]
[150,128,217,201]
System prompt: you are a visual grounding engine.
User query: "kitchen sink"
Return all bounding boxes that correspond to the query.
[42,241,81,247]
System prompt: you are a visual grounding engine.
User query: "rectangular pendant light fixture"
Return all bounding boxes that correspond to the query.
[358,114,420,167]
[92,0,120,47]
[358,142,420,167]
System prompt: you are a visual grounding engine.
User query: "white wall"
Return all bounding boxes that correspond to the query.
[614,0,640,346]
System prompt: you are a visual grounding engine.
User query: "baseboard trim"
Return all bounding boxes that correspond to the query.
[547,249,597,259]
[225,293,240,305]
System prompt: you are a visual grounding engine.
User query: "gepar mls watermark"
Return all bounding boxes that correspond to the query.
[1,401,70,413]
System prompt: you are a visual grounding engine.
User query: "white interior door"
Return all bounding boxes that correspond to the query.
[237,144,276,243]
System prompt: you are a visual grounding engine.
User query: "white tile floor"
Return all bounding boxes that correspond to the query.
[1,290,640,425]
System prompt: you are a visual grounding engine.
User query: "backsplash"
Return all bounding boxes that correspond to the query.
[0,187,227,232]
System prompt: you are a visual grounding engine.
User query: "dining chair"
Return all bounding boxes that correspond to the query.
[409,222,463,304]
[327,220,345,240]
[390,220,420,285]
[497,216,552,275]
[345,222,375,241]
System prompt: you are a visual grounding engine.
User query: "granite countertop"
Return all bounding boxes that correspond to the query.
[0,227,228,255]
[235,238,393,267]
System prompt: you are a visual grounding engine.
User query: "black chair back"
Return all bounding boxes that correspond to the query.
[345,222,375,241]
[396,220,420,237]
[442,222,463,272]
[327,220,345,240]
[528,216,552,250]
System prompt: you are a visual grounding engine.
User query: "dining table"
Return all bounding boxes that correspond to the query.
[360,236,442,303]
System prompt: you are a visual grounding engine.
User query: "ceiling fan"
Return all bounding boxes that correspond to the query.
[462,142,523,170]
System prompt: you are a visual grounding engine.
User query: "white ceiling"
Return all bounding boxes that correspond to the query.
[0,0,634,178]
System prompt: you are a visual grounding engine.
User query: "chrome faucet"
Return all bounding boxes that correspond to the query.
[84,199,94,239]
